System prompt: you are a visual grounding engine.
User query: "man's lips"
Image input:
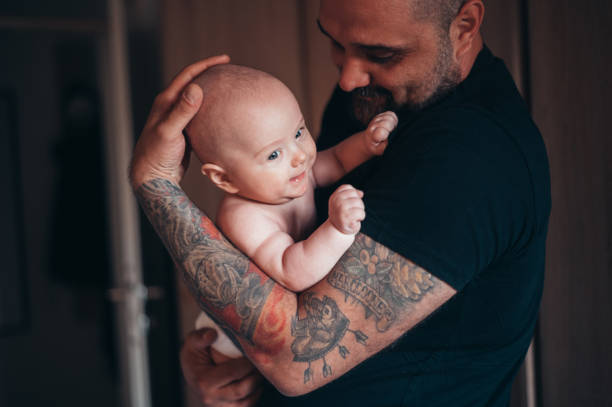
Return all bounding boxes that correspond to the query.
[290,171,306,183]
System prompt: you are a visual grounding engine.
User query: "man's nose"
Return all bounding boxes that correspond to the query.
[291,147,307,167]
[338,58,370,92]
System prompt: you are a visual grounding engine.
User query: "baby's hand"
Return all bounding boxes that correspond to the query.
[364,111,398,155]
[329,184,365,235]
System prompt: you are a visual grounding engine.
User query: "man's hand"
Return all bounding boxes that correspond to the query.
[328,184,365,234]
[363,111,398,156]
[180,328,264,407]
[130,55,230,188]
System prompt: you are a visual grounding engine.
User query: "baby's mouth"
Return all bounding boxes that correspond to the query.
[290,171,306,183]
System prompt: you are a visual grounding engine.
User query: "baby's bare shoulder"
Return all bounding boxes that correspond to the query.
[217,196,285,254]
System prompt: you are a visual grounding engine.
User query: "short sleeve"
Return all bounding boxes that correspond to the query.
[360,111,534,290]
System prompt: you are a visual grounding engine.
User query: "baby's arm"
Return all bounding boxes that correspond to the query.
[218,185,364,292]
[313,111,398,187]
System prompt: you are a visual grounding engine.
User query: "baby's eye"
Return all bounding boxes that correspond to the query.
[267,150,280,161]
[295,128,304,139]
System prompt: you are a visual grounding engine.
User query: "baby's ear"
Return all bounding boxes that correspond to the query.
[201,163,239,194]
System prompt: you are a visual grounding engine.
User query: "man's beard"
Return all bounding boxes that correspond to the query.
[351,86,399,126]
[350,37,462,125]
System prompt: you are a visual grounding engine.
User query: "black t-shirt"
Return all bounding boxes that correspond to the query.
[261,46,551,407]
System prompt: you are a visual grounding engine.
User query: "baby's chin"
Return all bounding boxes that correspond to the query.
[237,192,300,205]
[271,189,309,204]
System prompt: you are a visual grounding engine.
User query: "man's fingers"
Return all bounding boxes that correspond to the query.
[208,357,258,388]
[150,54,230,122]
[179,329,216,372]
[217,371,264,401]
[234,387,264,407]
[166,54,230,100]
[187,328,219,348]
[157,83,203,140]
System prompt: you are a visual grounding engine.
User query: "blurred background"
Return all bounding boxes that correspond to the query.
[0,1,610,406]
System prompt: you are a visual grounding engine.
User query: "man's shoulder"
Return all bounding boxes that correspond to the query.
[389,105,507,161]
[391,94,544,170]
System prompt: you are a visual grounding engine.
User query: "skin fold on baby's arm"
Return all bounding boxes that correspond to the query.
[216,183,361,292]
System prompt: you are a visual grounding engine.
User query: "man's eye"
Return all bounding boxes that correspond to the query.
[268,150,280,160]
[367,54,395,64]
[295,128,303,139]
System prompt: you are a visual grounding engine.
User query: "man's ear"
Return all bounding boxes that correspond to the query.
[201,163,239,194]
[450,0,484,59]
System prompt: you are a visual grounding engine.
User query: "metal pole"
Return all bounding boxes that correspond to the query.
[101,0,152,406]
[525,340,537,407]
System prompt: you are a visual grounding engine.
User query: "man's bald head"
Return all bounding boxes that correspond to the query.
[186,64,287,166]
[410,0,468,32]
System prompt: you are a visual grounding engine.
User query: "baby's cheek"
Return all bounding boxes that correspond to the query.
[307,140,317,162]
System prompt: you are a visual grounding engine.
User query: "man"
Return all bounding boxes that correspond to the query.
[130,0,551,406]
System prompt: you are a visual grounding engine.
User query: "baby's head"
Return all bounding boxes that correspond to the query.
[186,64,316,204]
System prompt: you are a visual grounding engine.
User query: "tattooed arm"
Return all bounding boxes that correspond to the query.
[131,58,455,395]
[135,178,456,396]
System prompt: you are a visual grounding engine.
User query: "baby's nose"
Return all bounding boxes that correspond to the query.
[291,149,307,167]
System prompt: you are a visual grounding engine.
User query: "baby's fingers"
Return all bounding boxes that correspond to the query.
[331,184,364,201]
[345,207,366,233]
[370,126,391,144]
[370,111,398,128]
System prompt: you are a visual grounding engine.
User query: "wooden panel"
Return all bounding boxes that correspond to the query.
[529,0,612,405]
[298,1,337,137]
[481,0,524,93]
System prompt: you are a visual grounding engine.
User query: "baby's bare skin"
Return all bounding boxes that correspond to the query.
[187,65,398,358]
[215,110,397,293]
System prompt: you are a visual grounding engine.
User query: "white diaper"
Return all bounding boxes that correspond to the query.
[194,312,243,358]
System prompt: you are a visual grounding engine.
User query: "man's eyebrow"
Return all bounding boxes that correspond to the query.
[316,19,409,53]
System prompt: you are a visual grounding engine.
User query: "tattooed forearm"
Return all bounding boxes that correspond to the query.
[327,234,437,332]
[291,293,367,383]
[136,179,273,342]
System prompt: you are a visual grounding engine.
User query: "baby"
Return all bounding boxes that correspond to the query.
[185,64,397,362]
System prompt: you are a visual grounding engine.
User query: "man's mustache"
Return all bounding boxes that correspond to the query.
[351,86,392,99]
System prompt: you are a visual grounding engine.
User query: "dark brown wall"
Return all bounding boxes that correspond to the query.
[530,1,612,405]
[484,2,612,404]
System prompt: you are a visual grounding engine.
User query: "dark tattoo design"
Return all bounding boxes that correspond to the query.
[137,179,273,343]
[291,293,367,383]
[328,234,436,332]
